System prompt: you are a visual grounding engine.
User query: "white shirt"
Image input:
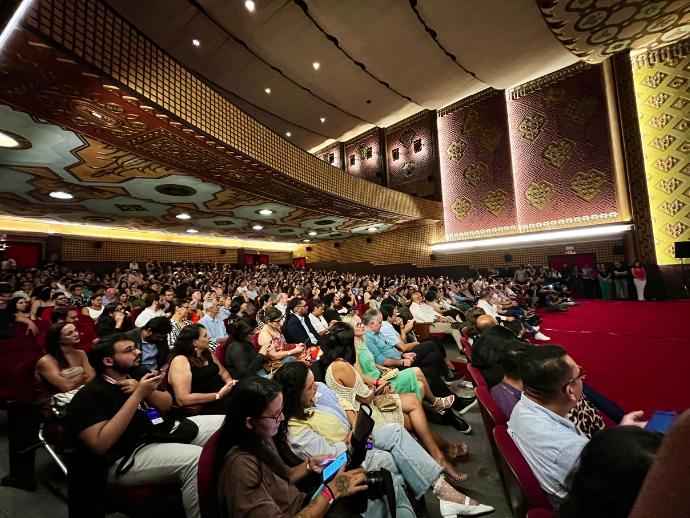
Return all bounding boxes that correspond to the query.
[135,307,165,327]
[409,301,438,323]
[477,299,499,319]
[309,313,328,334]
[275,303,287,316]
[508,395,588,499]
[296,314,317,343]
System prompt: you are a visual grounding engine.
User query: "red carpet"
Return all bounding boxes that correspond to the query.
[539,300,690,417]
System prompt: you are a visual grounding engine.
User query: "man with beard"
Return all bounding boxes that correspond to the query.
[68,334,223,518]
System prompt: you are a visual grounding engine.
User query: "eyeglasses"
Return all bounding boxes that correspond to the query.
[258,407,283,421]
[355,322,364,327]
[562,366,587,390]
[117,345,137,354]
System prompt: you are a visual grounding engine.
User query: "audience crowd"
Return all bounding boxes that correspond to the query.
[0,259,666,517]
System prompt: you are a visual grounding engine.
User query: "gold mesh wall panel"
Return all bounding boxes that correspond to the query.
[631,39,690,265]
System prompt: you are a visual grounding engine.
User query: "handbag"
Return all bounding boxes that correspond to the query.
[373,393,400,413]
[380,368,399,382]
[115,417,199,475]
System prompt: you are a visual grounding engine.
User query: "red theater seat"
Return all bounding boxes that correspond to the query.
[467,363,487,387]
[198,429,222,518]
[493,424,552,518]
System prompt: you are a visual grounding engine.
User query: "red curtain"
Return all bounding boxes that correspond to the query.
[292,257,306,268]
[5,243,41,268]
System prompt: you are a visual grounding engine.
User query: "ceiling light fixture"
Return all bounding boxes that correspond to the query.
[367,227,378,232]
[320,117,326,123]
[431,223,633,253]
[186,228,199,233]
[176,213,191,220]
[308,231,318,236]
[192,39,200,47]
[244,0,256,12]
[0,130,20,148]
[90,110,104,119]
[258,209,274,215]
[285,132,291,138]
[264,87,271,94]
[0,0,33,53]
[252,224,263,230]
[303,239,310,243]
[49,191,74,200]
[312,62,320,71]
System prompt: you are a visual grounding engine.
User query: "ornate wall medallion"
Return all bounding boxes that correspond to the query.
[570,169,605,202]
[463,163,487,187]
[451,197,471,221]
[542,138,575,169]
[446,140,466,163]
[483,189,508,216]
[525,180,555,210]
[517,114,546,142]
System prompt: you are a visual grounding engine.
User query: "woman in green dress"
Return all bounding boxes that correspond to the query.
[342,314,454,414]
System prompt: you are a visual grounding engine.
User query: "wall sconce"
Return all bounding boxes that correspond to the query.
[349,154,356,166]
[366,147,373,159]
[392,148,400,161]
[413,139,422,153]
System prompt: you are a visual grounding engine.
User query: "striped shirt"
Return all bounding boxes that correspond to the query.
[507,394,588,499]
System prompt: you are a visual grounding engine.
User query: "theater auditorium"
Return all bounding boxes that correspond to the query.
[0,1,689,517]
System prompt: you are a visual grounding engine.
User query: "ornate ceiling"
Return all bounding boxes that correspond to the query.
[104,0,690,151]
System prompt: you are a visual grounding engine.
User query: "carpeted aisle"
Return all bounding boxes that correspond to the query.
[540,300,690,417]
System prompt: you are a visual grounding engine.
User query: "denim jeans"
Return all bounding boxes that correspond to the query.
[363,448,416,518]
[372,423,443,499]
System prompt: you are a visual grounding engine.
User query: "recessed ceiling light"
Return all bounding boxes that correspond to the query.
[367,226,378,232]
[0,130,20,148]
[176,213,191,220]
[258,209,273,215]
[320,117,326,123]
[252,224,263,230]
[308,231,318,236]
[303,239,310,243]
[49,191,74,200]
[244,0,255,12]
[192,39,200,47]
[90,110,104,119]
[285,132,291,137]
[264,87,271,94]
[312,62,320,71]
[186,228,199,233]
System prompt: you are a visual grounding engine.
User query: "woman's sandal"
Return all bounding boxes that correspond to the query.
[445,442,470,462]
[438,458,470,484]
[432,395,455,413]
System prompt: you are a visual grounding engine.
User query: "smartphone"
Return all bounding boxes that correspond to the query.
[321,450,348,483]
[646,410,677,434]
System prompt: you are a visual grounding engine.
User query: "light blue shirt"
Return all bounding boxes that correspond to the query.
[364,329,401,364]
[140,341,158,370]
[198,314,227,341]
[507,394,588,499]
[379,321,403,347]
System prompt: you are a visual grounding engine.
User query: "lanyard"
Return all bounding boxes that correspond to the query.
[101,374,148,410]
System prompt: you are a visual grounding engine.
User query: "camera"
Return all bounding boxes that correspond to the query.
[345,404,397,517]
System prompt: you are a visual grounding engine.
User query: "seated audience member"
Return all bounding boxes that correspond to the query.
[508,345,646,502]
[35,322,95,395]
[100,287,118,305]
[629,410,690,518]
[368,289,383,311]
[258,306,305,374]
[81,294,104,321]
[306,299,333,336]
[426,290,463,321]
[463,306,486,339]
[559,426,662,518]
[68,284,90,308]
[68,334,223,518]
[49,306,97,352]
[168,300,192,348]
[321,324,471,482]
[198,302,229,346]
[7,295,39,337]
[284,298,319,346]
[168,324,236,414]
[224,318,270,379]
[357,312,453,410]
[215,377,369,518]
[322,292,341,323]
[40,291,70,323]
[408,290,464,350]
[489,349,526,418]
[274,362,494,517]
[133,292,165,327]
[274,291,289,316]
[544,290,569,312]
[476,289,549,341]
[472,324,527,387]
[95,302,133,337]
[123,315,172,372]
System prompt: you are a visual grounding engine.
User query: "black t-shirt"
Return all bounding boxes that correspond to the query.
[66,375,169,461]
[323,307,341,323]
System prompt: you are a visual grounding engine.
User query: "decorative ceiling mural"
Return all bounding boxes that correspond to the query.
[0,104,386,241]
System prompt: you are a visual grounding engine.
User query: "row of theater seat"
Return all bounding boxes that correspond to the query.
[458,337,554,518]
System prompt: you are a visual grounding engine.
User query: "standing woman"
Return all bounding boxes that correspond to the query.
[631,261,647,301]
[596,263,612,300]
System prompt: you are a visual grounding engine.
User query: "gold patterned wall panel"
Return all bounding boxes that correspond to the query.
[632,39,690,265]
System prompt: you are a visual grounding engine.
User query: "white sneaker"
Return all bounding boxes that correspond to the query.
[534,331,550,341]
[532,325,540,332]
[440,497,494,516]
